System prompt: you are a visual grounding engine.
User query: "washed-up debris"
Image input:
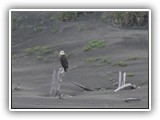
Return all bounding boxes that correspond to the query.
[113,82,118,86]
[50,68,64,97]
[72,82,93,91]
[59,94,73,99]
[114,83,136,92]
[114,71,136,92]
[125,98,141,103]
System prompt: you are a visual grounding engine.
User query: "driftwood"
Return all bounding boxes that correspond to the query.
[72,82,93,91]
[113,82,118,86]
[60,94,73,98]
[50,68,64,97]
[118,71,126,87]
[114,83,136,92]
[114,71,136,92]
[125,98,141,103]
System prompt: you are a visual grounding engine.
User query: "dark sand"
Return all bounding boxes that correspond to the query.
[11,12,149,109]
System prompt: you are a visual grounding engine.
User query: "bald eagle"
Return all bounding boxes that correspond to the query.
[59,50,68,72]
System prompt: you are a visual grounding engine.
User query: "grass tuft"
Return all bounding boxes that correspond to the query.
[83,56,112,64]
[114,61,128,67]
[25,45,50,62]
[83,40,105,52]
[127,56,138,61]
[36,55,44,60]
[100,57,112,64]
[59,12,77,22]
[25,45,50,55]
[126,72,135,77]
[83,57,101,63]
[33,24,43,32]
[111,12,148,27]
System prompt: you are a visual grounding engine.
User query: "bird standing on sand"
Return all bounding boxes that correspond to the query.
[59,50,68,72]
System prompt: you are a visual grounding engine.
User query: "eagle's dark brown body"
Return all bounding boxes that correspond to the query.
[60,54,68,72]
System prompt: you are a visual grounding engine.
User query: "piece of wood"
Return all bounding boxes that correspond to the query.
[50,69,56,96]
[125,98,141,102]
[113,82,118,86]
[114,83,135,92]
[50,68,64,97]
[122,72,126,85]
[72,82,93,91]
[118,71,122,87]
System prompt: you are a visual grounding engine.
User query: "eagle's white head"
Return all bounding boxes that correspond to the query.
[60,50,65,55]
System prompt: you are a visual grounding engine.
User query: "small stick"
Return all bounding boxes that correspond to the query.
[113,82,119,86]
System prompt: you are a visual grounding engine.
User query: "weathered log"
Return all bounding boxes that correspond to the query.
[122,72,126,85]
[72,82,93,91]
[50,68,64,97]
[114,83,136,92]
[118,71,122,87]
[114,71,136,92]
